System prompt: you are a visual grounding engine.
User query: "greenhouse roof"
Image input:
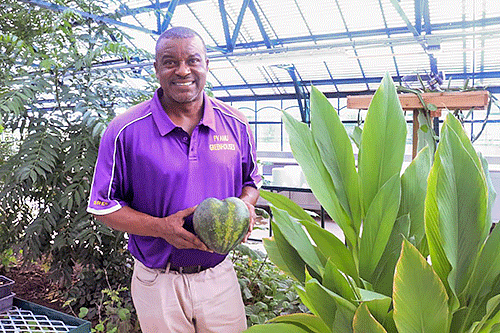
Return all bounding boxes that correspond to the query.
[24,0,500,102]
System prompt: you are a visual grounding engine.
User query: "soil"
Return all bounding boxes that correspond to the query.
[2,262,70,315]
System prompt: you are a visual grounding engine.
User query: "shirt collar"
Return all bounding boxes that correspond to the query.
[151,89,217,136]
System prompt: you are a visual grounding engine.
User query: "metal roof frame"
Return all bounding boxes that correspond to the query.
[18,0,500,105]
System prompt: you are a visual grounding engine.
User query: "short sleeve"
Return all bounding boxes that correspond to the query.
[87,123,129,215]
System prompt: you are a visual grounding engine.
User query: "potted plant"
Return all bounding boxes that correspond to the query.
[245,73,498,332]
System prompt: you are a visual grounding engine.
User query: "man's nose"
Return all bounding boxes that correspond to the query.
[176,61,191,76]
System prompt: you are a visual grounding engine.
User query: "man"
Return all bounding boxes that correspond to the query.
[87,26,261,332]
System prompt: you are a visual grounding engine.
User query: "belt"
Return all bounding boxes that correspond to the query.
[165,262,211,274]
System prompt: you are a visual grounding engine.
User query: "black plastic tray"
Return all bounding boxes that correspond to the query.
[0,275,14,299]
[0,292,14,314]
[0,298,92,332]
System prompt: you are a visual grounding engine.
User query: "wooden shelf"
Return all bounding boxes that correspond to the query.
[346,90,490,159]
[347,90,489,112]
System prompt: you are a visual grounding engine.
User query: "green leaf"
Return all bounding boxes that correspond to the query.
[244,322,313,332]
[78,307,89,319]
[266,221,306,283]
[393,239,450,333]
[310,86,362,230]
[399,145,431,248]
[371,214,410,296]
[479,153,497,226]
[299,279,356,332]
[322,259,357,302]
[269,207,324,278]
[425,113,488,298]
[466,221,500,309]
[118,308,130,320]
[353,303,387,333]
[357,288,392,326]
[350,126,362,149]
[359,173,401,281]
[359,72,407,213]
[268,313,331,333]
[282,111,357,247]
[300,218,358,282]
[260,190,316,224]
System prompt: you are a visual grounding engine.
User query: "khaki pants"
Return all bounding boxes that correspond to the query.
[131,257,247,333]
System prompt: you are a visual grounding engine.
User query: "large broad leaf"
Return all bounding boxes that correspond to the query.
[244,322,313,333]
[463,220,500,327]
[298,278,357,332]
[282,111,357,247]
[270,207,324,278]
[263,237,296,280]
[358,72,407,213]
[425,113,488,298]
[310,86,362,231]
[479,153,497,226]
[467,294,500,333]
[399,145,432,248]
[357,288,393,327]
[371,214,410,296]
[322,259,357,302]
[259,190,316,224]
[393,239,450,333]
[300,218,359,282]
[268,314,331,333]
[353,303,388,333]
[267,221,307,282]
[359,173,401,281]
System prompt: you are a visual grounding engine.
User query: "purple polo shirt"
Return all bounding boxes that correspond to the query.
[87,89,262,269]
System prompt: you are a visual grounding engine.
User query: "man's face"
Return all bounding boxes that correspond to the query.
[154,36,209,105]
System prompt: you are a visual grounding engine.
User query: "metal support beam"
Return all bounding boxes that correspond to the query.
[160,0,180,33]
[230,0,252,52]
[284,66,309,123]
[415,0,422,34]
[218,0,232,51]
[248,0,272,49]
[113,0,203,18]
[20,0,157,34]
[210,71,500,92]
[423,0,432,35]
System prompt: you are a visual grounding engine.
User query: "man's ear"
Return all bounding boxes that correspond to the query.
[153,61,159,78]
[206,58,210,69]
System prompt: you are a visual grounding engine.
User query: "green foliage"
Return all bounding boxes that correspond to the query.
[0,0,155,287]
[78,286,139,333]
[247,74,499,332]
[231,244,307,326]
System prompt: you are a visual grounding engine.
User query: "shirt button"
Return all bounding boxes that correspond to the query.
[182,137,188,142]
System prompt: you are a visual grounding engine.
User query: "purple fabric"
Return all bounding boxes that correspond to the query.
[87,89,262,269]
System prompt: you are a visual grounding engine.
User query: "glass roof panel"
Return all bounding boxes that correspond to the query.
[56,0,500,99]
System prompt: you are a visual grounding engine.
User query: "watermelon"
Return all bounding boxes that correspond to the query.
[193,197,250,254]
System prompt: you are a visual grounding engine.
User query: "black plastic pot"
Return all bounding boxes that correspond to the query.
[0,275,14,299]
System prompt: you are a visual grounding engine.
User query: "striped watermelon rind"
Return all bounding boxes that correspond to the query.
[193,197,250,254]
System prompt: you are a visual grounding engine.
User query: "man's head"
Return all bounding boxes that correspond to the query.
[154,26,209,106]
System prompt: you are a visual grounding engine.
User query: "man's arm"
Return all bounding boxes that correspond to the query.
[93,206,211,251]
[239,185,260,242]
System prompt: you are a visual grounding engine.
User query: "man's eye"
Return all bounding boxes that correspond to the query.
[164,60,176,66]
[189,58,200,65]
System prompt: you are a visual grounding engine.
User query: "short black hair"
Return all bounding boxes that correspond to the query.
[155,26,207,57]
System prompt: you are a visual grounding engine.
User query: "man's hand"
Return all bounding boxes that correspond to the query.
[157,206,212,252]
[241,201,257,243]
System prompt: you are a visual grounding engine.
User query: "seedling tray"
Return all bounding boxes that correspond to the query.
[0,298,91,333]
[0,293,14,314]
[0,276,14,300]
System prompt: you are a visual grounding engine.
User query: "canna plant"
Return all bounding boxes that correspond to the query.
[245,73,498,332]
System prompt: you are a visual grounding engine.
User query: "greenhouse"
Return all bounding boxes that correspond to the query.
[1,0,500,332]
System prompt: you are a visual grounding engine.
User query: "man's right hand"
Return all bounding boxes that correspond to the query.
[93,206,212,252]
[157,206,212,252]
